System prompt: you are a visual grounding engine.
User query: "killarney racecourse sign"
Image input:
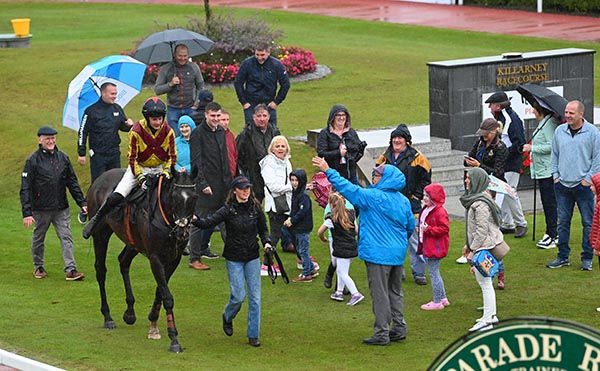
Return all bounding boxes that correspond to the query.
[429,317,600,371]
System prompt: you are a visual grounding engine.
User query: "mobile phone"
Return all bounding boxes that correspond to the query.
[463,155,471,159]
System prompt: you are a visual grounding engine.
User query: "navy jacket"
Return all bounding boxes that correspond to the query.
[78,99,130,157]
[496,106,525,173]
[234,56,290,105]
[289,169,313,234]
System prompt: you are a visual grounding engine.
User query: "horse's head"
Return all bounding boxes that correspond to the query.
[167,171,198,242]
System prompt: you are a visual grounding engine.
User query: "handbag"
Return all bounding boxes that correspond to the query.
[471,249,499,277]
[490,241,510,260]
[266,167,290,214]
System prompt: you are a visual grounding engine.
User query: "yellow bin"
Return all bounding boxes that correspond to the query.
[11,18,30,37]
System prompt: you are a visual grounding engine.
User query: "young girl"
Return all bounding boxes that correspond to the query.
[317,192,364,306]
[418,183,450,310]
[174,115,196,173]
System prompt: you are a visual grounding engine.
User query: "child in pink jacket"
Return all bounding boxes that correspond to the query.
[418,183,450,310]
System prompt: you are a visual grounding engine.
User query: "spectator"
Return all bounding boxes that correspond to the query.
[317,104,366,184]
[522,103,559,249]
[154,44,204,136]
[285,169,317,282]
[376,124,431,286]
[260,135,293,252]
[219,110,239,178]
[418,183,450,311]
[236,104,281,202]
[234,45,290,127]
[547,100,600,270]
[313,157,414,346]
[486,91,528,238]
[190,89,214,127]
[77,82,134,183]
[188,102,232,269]
[21,126,87,280]
[174,115,196,173]
[193,176,271,348]
[460,167,503,332]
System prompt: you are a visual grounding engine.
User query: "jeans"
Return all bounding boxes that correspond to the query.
[90,152,120,183]
[425,258,446,303]
[224,258,261,339]
[365,262,406,340]
[407,228,425,279]
[554,182,594,261]
[167,106,195,136]
[31,208,77,272]
[189,207,226,261]
[295,232,313,276]
[538,177,557,239]
[500,171,527,229]
[243,105,277,127]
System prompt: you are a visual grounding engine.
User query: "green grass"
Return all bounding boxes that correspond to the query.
[1,1,600,369]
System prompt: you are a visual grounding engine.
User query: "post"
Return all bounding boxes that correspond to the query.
[537,0,543,13]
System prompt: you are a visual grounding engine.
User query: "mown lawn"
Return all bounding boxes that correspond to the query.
[0,2,599,369]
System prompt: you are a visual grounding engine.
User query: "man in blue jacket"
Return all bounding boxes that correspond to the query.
[486,91,528,238]
[313,157,414,346]
[547,100,600,270]
[234,45,290,127]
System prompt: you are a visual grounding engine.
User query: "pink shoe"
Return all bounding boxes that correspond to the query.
[440,298,450,307]
[420,301,444,310]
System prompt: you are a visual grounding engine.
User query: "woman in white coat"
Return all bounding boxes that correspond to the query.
[260,135,293,251]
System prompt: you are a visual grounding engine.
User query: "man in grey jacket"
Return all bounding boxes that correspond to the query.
[154,44,204,136]
[547,100,600,270]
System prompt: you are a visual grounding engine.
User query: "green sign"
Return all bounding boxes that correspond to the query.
[429,317,600,371]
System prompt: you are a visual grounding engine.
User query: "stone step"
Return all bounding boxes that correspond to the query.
[364,137,454,160]
[440,179,466,197]
[427,149,468,168]
[432,164,466,182]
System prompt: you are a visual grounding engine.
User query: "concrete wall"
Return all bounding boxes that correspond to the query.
[428,48,595,151]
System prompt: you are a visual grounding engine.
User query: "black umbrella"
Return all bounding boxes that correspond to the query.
[516,83,568,122]
[132,28,214,65]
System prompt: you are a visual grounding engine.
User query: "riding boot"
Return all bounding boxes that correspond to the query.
[83,193,124,239]
[323,262,335,289]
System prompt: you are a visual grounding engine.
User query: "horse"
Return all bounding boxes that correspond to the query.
[85,168,197,353]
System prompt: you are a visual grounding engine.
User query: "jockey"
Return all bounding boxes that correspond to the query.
[83,97,177,239]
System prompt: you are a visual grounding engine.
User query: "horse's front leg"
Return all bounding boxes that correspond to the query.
[148,254,182,353]
[147,286,162,340]
[93,230,116,329]
[118,245,139,325]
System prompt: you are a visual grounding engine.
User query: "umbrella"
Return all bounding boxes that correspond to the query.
[132,28,214,65]
[62,55,146,131]
[516,83,568,121]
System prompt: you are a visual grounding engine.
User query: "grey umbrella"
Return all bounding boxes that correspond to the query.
[516,84,568,122]
[133,28,214,65]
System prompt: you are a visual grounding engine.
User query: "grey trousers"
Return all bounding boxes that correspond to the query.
[31,208,77,272]
[365,262,407,339]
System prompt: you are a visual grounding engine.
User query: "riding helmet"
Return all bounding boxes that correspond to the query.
[142,97,167,119]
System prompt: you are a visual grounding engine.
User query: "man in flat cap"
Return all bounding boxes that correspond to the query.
[20,126,87,280]
[486,91,528,238]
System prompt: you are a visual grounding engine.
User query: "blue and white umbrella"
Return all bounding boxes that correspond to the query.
[62,55,146,131]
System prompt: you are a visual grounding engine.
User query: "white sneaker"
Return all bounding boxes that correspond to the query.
[536,234,557,249]
[596,307,600,312]
[456,256,468,264]
[469,319,494,332]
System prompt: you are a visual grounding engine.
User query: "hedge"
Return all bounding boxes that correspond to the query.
[463,0,600,15]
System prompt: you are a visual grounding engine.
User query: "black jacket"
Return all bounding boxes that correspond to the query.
[326,209,358,259]
[20,146,86,217]
[190,121,231,210]
[234,55,291,106]
[466,134,508,182]
[495,106,525,173]
[78,99,130,156]
[194,199,270,262]
[236,123,281,201]
[316,105,366,182]
[378,146,431,214]
[289,169,313,234]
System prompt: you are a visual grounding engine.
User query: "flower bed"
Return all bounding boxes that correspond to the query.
[140,46,317,85]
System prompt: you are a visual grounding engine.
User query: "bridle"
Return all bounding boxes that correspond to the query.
[156,176,197,241]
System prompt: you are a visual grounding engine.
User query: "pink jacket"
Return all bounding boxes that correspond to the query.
[589,173,600,252]
[418,183,450,259]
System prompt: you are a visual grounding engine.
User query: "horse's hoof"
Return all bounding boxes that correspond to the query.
[123,312,136,325]
[147,327,161,340]
[104,320,116,329]
[169,344,183,353]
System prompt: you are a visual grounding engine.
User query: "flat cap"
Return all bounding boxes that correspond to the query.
[485,91,510,104]
[37,126,57,136]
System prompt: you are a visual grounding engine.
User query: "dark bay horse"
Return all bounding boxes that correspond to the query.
[86,168,197,353]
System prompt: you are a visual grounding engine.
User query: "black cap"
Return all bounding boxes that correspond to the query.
[37,126,57,136]
[198,89,214,103]
[390,124,412,145]
[485,91,510,104]
[231,176,252,190]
